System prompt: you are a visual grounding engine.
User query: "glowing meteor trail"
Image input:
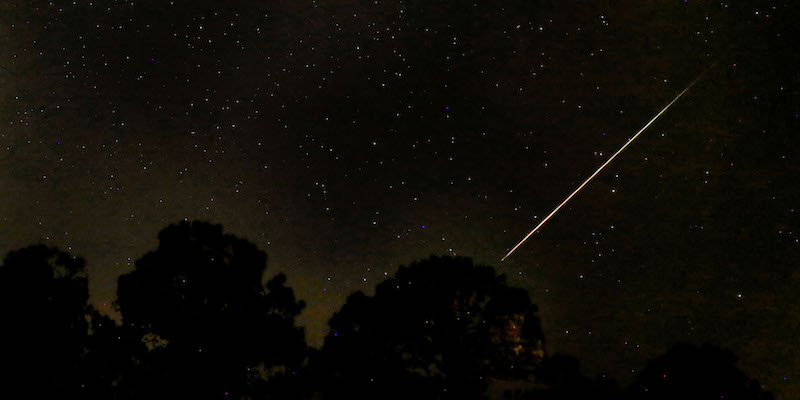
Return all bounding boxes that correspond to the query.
[501,65,715,262]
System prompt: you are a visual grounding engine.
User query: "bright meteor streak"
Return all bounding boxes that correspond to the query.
[501,64,715,262]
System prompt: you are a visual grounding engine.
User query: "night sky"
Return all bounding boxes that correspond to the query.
[2,0,798,398]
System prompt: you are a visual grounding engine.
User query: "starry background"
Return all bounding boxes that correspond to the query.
[2,0,798,398]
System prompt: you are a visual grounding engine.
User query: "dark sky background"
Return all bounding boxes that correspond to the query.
[2,0,798,398]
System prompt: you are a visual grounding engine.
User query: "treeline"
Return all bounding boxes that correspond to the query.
[0,221,773,399]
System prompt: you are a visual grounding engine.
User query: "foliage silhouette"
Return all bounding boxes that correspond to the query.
[626,342,774,400]
[0,240,777,400]
[0,245,93,397]
[312,255,545,400]
[114,221,307,399]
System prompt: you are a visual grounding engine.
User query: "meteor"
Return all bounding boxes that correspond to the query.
[501,64,716,262]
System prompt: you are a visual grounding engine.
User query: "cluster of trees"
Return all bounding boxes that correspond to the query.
[0,221,773,399]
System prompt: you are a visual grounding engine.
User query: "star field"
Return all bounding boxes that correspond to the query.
[1,1,798,398]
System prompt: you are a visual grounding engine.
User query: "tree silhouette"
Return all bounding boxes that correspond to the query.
[114,221,307,399]
[626,342,774,400]
[0,245,92,397]
[313,255,545,400]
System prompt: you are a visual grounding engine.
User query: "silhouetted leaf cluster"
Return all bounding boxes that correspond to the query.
[0,245,90,398]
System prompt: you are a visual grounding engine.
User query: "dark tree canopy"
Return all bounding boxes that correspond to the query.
[314,255,545,400]
[0,237,776,400]
[0,245,90,397]
[626,342,774,400]
[115,221,307,399]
